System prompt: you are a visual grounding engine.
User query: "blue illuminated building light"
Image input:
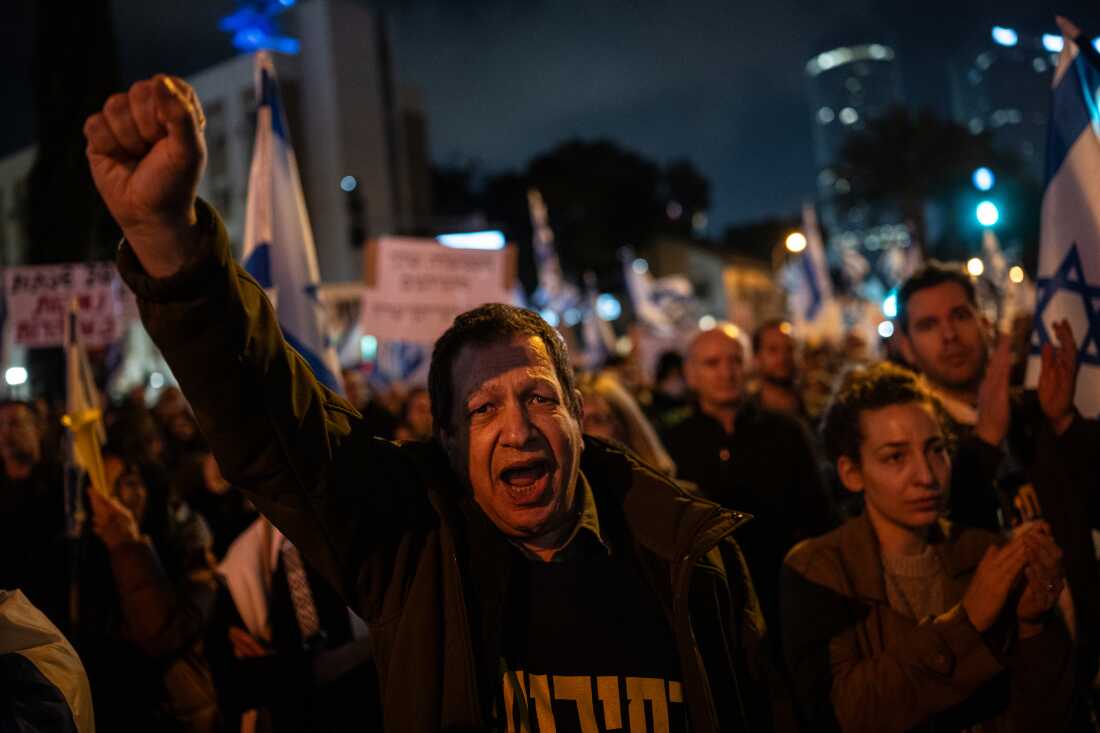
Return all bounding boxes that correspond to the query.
[991,26,1018,47]
[220,1,300,55]
[1042,34,1065,53]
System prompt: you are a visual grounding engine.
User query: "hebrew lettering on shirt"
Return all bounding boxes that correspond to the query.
[500,668,685,733]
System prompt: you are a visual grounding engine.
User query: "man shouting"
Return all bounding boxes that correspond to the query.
[84,74,771,733]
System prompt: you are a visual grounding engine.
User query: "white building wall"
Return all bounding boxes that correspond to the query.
[0,0,410,284]
[0,147,36,266]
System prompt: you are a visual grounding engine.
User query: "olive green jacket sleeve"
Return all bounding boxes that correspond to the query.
[116,200,432,620]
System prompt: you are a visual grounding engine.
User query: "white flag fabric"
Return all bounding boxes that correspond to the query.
[64,304,104,449]
[784,202,842,343]
[242,52,343,394]
[1024,31,1100,416]
[527,189,580,316]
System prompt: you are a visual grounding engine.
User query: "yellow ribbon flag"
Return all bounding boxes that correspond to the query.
[61,302,109,497]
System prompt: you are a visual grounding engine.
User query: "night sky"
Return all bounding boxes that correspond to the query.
[3,0,1099,230]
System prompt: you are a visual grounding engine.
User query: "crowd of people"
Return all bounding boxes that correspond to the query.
[1,73,1098,732]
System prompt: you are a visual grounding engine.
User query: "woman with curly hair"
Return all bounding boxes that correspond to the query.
[781,362,1074,732]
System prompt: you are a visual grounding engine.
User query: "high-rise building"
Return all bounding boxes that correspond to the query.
[804,43,910,291]
[0,0,432,284]
[950,26,1061,182]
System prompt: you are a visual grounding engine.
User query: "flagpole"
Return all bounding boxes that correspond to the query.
[61,300,109,496]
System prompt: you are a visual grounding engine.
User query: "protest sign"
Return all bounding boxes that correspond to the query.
[4,263,131,348]
[360,237,516,344]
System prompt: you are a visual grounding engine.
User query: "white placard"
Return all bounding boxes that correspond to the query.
[360,238,514,344]
[4,263,131,347]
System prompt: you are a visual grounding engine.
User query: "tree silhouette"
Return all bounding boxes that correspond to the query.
[835,106,1004,258]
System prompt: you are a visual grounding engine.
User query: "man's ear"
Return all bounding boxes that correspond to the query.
[837,455,865,494]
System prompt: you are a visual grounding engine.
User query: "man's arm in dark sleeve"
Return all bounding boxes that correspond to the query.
[117,200,430,610]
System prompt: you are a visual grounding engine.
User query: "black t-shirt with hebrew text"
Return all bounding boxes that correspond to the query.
[498,539,688,733]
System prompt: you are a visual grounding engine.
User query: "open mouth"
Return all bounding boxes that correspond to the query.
[499,459,551,503]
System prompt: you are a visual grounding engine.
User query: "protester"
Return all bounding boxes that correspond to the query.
[86,73,771,732]
[750,319,806,418]
[187,451,258,560]
[341,367,397,440]
[393,385,432,441]
[646,350,691,431]
[209,517,380,732]
[81,453,221,732]
[0,400,70,635]
[663,323,834,647]
[154,386,206,472]
[579,372,677,476]
[783,361,1074,732]
[895,262,1100,683]
[0,589,96,733]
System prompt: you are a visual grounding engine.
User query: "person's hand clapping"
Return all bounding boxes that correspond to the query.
[1038,319,1078,435]
[961,534,1029,632]
[84,75,208,278]
[1015,523,1065,637]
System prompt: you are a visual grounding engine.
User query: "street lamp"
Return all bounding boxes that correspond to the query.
[785,232,808,253]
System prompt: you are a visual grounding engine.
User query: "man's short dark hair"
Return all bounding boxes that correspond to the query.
[897,262,976,333]
[428,303,581,436]
[751,318,790,352]
[820,361,947,464]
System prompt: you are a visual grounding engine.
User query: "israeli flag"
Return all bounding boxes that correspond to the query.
[783,202,841,343]
[242,52,343,394]
[527,188,581,317]
[1024,23,1100,416]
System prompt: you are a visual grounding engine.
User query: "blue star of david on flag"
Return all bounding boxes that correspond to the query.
[1025,25,1100,416]
[1031,244,1100,366]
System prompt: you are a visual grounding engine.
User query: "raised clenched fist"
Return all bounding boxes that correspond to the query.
[84,75,208,278]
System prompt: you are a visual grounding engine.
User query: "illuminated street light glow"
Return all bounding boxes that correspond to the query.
[991,26,1018,47]
[340,175,358,192]
[877,321,895,339]
[360,334,378,362]
[632,258,649,275]
[882,290,898,318]
[436,230,506,250]
[539,309,560,327]
[976,200,1000,227]
[149,372,165,389]
[596,294,622,321]
[698,315,717,331]
[1042,34,1065,53]
[967,258,985,277]
[972,167,995,191]
[4,367,27,387]
[1009,265,1025,283]
[785,232,808,253]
